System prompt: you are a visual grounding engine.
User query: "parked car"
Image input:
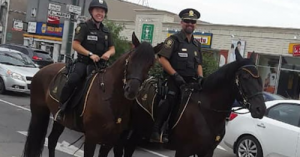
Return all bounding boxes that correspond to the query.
[0,44,54,68]
[0,47,40,94]
[224,99,300,157]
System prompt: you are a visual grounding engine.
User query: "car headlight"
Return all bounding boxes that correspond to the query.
[7,70,26,82]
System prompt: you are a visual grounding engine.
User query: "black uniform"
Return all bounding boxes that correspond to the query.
[150,8,202,143]
[59,19,114,112]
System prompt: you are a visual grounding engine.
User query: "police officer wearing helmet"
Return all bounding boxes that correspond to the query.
[150,8,203,143]
[55,0,115,121]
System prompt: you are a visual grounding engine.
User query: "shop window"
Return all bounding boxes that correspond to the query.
[281,57,300,71]
[257,54,280,94]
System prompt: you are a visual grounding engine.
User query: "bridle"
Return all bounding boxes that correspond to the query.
[233,65,263,112]
[122,51,143,89]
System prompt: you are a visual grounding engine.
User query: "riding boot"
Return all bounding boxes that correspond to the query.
[55,85,73,121]
[150,99,172,143]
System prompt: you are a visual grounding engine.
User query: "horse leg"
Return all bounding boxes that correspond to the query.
[48,121,65,157]
[98,144,113,157]
[23,105,50,157]
[84,139,96,157]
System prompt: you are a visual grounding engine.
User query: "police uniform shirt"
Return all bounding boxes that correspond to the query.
[158,30,202,65]
[74,20,114,55]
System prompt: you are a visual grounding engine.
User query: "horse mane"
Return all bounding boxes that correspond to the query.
[130,42,155,66]
[203,58,255,90]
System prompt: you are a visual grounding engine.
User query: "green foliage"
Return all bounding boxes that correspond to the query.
[202,52,218,77]
[149,52,218,78]
[103,20,131,63]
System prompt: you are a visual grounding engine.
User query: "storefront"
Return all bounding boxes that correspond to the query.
[23,22,63,62]
[250,43,300,99]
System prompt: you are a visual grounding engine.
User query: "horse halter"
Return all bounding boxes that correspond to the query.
[122,52,143,89]
[235,65,263,110]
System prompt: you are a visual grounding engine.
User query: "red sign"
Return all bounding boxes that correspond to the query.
[293,45,300,56]
[47,16,60,25]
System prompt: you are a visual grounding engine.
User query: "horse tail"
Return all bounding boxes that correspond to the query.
[22,107,50,157]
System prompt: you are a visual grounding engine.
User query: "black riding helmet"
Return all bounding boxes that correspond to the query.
[89,0,108,14]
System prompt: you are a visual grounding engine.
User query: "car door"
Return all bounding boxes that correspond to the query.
[256,103,300,157]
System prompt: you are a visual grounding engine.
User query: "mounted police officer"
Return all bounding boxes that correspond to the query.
[150,8,203,143]
[55,0,115,121]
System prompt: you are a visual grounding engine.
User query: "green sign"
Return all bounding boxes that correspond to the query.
[6,32,12,41]
[141,24,154,44]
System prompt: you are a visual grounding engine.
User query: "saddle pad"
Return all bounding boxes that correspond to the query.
[135,78,158,120]
[49,67,67,101]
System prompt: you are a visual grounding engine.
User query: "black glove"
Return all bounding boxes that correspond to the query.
[172,73,186,87]
[197,76,203,85]
[196,76,203,91]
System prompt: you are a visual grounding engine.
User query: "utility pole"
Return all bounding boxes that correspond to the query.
[1,0,10,44]
[61,0,80,64]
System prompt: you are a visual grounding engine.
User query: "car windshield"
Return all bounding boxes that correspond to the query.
[264,92,285,100]
[0,51,36,67]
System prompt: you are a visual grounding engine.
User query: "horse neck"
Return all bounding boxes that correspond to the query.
[202,62,241,117]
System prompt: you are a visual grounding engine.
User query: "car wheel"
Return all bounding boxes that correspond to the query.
[235,135,263,157]
[0,77,6,94]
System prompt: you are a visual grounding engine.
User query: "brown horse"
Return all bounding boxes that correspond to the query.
[99,52,267,157]
[22,32,163,157]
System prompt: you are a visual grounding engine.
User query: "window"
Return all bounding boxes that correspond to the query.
[267,103,300,127]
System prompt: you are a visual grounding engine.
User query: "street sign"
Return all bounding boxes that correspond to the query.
[141,24,154,44]
[48,10,70,19]
[48,3,61,12]
[67,4,82,14]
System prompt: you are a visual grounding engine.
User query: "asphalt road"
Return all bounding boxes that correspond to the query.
[0,92,236,157]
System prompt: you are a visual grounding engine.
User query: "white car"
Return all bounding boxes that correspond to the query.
[224,100,300,157]
[0,47,39,94]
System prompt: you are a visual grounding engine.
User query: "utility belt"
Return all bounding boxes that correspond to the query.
[77,54,92,64]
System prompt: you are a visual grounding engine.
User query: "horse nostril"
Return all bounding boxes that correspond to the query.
[124,85,130,92]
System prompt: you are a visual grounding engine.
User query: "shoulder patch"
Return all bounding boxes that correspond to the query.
[165,38,174,48]
[75,26,81,34]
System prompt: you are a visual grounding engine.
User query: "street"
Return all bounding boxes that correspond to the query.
[0,92,235,157]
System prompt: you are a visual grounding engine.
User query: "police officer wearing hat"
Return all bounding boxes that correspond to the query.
[150,8,203,143]
[55,0,115,121]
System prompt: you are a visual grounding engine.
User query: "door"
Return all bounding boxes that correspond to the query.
[256,103,300,157]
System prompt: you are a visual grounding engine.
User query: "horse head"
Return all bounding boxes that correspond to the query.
[123,32,162,100]
[234,51,266,118]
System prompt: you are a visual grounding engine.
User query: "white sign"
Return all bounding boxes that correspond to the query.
[67,4,82,14]
[18,131,84,157]
[12,20,23,31]
[48,3,61,12]
[48,10,70,19]
[27,22,37,33]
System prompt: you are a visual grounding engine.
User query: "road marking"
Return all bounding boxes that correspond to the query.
[2,98,227,155]
[0,99,30,111]
[18,131,84,157]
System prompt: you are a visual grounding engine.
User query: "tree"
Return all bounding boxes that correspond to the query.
[149,52,218,78]
[103,20,131,63]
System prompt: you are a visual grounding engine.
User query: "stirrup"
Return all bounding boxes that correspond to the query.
[54,109,64,121]
[149,132,163,143]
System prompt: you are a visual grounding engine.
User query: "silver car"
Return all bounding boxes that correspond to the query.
[0,48,39,94]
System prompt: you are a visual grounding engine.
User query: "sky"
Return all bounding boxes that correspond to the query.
[126,0,300,29]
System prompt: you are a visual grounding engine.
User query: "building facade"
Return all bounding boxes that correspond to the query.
[0,0,27,44]
[23,0,300,98]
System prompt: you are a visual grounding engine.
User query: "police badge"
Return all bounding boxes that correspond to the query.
[189,10,194,17]
[194,51,198,56]
[99,0,103,4]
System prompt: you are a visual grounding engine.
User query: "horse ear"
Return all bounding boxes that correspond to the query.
[132,32,140,48]
[153,42,163,54]
[250,51,256,63]
[235,49,243,62]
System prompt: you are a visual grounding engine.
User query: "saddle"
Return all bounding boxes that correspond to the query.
[49,63,105,131]
[136,78,200,130]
